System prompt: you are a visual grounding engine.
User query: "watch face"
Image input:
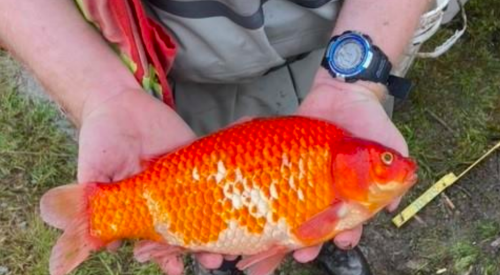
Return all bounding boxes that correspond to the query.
[333,40,365,72]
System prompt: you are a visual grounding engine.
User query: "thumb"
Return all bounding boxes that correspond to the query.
[77,145,114,184]
[77,126,142,183]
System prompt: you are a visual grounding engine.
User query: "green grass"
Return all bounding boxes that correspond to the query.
[0,54,163,274]
[1,0,500,274]
[415,219,500,275]
[0,54,74,274]
[391,0,500,202]
[386,1,500,272]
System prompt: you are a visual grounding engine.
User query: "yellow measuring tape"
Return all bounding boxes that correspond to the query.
[392,141,500,227]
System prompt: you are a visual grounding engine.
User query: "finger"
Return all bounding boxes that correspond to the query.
[134,241,163,263]
[112,159,142,181]
[333,225,363,249]
[157,255,184,275]
[386,196,402,213]
[223,255,239,261]
[77,120,143,183]
[77,129,114,183]
[77,157,112,183]
[292,244,323,263]
[77,142,142,183]
[195,252,224,270]
[106,240,122,253]
[77,140,114,183]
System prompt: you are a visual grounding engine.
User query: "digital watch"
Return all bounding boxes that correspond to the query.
[321,31,412,99]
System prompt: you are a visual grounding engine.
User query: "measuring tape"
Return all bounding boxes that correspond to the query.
[392,141,500,228]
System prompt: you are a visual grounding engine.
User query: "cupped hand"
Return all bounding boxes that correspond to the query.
[292,75,409,263]
[78,90,196,184]
[78,90,226,273]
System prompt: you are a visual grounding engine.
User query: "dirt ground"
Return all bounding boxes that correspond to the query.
[362,152,500,274]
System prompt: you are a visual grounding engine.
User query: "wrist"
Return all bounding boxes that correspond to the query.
[79,86,138,126]
[298,68,389,119]
[315,68,388,101]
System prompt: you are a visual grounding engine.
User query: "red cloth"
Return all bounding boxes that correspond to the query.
[79,0,177,107]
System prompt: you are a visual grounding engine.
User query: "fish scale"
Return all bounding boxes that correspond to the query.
[88,116,348,254]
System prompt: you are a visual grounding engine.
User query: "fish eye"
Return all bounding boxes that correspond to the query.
[381,152,394,166]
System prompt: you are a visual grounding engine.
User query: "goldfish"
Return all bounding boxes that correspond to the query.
[40,116,417,275]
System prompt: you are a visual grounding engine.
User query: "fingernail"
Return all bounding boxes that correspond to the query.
[336,241,352,249]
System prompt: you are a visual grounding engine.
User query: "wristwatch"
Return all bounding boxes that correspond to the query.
[321,31,412,99]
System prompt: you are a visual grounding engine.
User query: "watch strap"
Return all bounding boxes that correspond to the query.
[387,75,413,100]
[347,45,391,84]
[359,45,413,99]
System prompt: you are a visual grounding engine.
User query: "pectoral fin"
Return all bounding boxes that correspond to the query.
[293,201,347,245]
[236,246,288,275]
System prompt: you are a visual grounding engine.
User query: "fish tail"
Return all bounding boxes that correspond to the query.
[40,183,105,275]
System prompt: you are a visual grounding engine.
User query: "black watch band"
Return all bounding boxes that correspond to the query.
[352,45,392,84]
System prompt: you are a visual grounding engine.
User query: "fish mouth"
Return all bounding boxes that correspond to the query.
[405,159,419,186]
[405,172,418,187]
[367,171,418,206]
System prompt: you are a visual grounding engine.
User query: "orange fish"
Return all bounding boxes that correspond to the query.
[40,116,417,275]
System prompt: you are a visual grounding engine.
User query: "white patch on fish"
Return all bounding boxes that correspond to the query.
[143,190,184,245]
[155,223,184,246]
[187,219,300,255]
[245,188,268,218]
[231,195,243,209]
[297,188,305,201]
[216,161,226,183]
[288,176,296,190]
[334,202,370,232]
[270,184,279,199]
[192,167,200,181]
[298,158,306,180]
[281,153,290,167]
[235,168,244,182]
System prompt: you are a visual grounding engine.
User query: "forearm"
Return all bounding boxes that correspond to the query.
[333,0,430,65]
[302,0,431,113]
[0,0,141,125]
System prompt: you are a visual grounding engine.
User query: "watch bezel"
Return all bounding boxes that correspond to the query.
[323,32,374,79]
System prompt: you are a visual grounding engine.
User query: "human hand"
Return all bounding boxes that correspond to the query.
[78,90,196,183]
[292,70,409,263]
[79,90,231,273]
